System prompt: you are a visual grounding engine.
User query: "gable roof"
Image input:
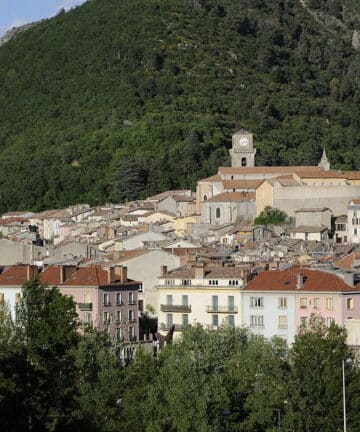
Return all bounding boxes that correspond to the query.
[205,192,255,203]
[0,265,37,286]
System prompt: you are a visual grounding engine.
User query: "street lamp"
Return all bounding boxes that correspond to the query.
[342,358,352,432]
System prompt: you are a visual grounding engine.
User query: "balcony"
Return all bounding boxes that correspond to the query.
[206,306,238,313]
[78,302,93,311]
[160,323,186,332]
[160,304,191,313]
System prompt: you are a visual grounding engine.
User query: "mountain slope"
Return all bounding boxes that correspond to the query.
[0,0,359,211]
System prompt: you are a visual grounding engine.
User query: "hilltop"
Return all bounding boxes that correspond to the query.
[0,0,359,211]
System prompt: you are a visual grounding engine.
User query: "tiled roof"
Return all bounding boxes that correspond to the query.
[223,179,264,189]
[350,199,360,206]
[0,217,29,224]
[245,267,356,292]
[218,166,323,175]
[39,266,63,285]
[198,174,222,182]
[147,190,191,201]
[333,253,360,272]
[173,195,195,202]
[61,265,138,287]
[0,265,37,285]
[205,192,255,203]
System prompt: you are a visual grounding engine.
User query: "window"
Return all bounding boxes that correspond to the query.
[166,295,173,306]
[314,298,320,309]
[128,310,135,322]
[241,157,247,167]
[203,195,208,201]
[165,279,174,286]
[278,297,287,309]
[347,298,354,309]
[182,279,191,286]
[138,299,144,312]
[166,313,173,328]
[116,310,122,323]
[278,315,288,329]
[326,298,334,310]
[228,296,235,312]
[212,314,219,328]
[250,297,263,308]
[116,293,122,305]
[128,326,135,339]
[0,293,4,305]
[84,293,90,303]
[228,280,239,286]
[212,295,218,311]
[103,293,110,306]
[83,312,92,324]
[116,327,123,342]
[182,314,189,327]
[129,292,135,304]
[228,315,235,328]
[300,317,307,327]
[216,208,221,219]
[250,315,264,327]
[300,298,307,309]
[326,317,335,327]
[209,280,219,286]
[103,311,110,325]
[182,295,188,307]
[15,293,21,304]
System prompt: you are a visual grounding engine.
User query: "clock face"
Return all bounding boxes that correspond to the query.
[239,137,249,147]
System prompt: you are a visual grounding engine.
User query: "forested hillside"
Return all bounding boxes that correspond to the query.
[0,0,359,211]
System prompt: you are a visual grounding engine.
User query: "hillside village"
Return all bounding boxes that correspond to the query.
[2,130,360,355]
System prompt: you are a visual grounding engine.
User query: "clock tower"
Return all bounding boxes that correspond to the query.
[230,129,256,168]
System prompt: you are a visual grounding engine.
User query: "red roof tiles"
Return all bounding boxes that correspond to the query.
[245,267,357,292]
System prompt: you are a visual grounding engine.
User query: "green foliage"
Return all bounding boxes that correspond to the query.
[254,206,287,225]
[0,0,359,210]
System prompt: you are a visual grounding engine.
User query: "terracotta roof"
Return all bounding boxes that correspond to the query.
[223,179,264,189]
[0,217,29,225]
[333,253,360,272]
[218,166,323,175]
[147,190,191,201]
[61,265,139,287]
[205,192,255,203]
[266,176,300,186]
[198,174,222,182]
[245,267,357,292]
[350,199,360,206]
[173,195,195,202]
[0,265,38,286]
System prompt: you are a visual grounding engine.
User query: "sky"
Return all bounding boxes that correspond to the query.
[0,0,87,37]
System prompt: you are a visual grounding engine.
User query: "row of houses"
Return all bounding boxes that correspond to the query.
[158,263,360,344]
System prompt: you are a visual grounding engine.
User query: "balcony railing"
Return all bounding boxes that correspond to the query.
[160,323,186,332]
[206,306,238,313]
[160,304,191,313]
[78,302,93,311]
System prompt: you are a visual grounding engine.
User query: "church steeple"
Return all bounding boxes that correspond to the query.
[318,148,330,171]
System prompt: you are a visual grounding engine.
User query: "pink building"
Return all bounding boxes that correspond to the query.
[40,264,141,342]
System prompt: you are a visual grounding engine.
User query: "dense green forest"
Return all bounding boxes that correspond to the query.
[0,0,359,211]
[1,278,360,431]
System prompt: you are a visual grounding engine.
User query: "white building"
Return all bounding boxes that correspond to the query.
[347,199,360,243]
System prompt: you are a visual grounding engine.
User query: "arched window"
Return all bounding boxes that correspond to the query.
[216,208,221,218]
[203,195,207,201]
[241,157,247,167]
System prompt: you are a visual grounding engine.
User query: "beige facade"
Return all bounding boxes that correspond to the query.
[157,263,248,338]
[174,216,198,238]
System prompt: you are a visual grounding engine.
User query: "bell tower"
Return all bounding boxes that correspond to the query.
[318,148,330,171]
[229,129,256,168]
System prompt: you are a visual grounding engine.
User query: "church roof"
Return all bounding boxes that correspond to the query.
[204,192,255,203]
[218,166,324,175]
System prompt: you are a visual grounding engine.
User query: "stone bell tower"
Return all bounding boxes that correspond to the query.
[229,129,256,168]
[318,148,330,171]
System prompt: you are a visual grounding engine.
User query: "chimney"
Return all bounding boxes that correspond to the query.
[59,265,65,284]
[115,265,127,283]
[296,273,305,289]
[26,265,38,281]
[195,262,206,279]
[160,265,168,277]
[108,266,116,284]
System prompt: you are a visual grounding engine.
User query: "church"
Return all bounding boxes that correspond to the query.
[196,130,360,224]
